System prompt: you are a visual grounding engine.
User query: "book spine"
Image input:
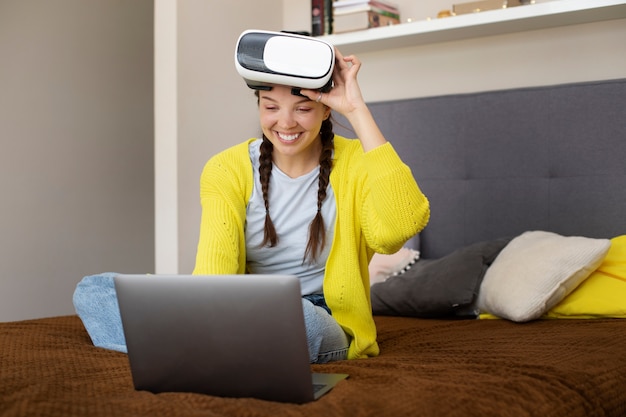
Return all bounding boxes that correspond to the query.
[312,0,325,36]
[325,0,333,35]
[333,10,400,34]
[368,5,399,19]
[368,0,400,15]
[367,11,400,28]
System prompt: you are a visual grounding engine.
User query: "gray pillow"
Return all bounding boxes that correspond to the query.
[371,238,511,318]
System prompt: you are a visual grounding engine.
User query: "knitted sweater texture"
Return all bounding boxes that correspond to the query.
[193,136,430,359]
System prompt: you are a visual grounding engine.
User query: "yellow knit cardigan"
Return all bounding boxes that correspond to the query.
[193,136,430,359]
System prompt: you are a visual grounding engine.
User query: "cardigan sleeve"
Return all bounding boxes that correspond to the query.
[193,141,253,275]
[359,142,430,254]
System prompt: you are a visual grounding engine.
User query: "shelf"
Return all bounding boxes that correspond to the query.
[320,0,626,54]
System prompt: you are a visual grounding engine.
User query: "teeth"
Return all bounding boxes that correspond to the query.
[278,132,299,141]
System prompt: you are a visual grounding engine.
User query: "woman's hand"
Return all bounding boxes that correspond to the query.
[303,48,366,117]
[302,48,388,152]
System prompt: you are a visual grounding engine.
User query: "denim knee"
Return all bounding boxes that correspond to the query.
[301,298,349,364]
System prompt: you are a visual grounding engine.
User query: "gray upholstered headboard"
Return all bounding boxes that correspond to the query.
[334,78,626,259]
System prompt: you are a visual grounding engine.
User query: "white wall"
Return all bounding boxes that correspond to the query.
[348,18,626,103]
[0,0,155,321]
[283,0,626,102]
[168,0,283,273]
[154,0,179,274]
[160,0,625,275]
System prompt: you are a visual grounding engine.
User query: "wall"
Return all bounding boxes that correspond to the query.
[284,0,626,102]
[163,0,625,275]
[157,0,283,274]
[0,0,154,321]
[350,18,626,103]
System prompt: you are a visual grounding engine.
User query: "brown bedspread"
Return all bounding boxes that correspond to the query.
[2,315,626,417]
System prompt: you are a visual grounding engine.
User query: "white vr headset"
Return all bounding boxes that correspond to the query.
[234,30,335,93]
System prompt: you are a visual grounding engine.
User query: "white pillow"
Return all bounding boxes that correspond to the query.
[477,230,610,322]
[369,248,420,286]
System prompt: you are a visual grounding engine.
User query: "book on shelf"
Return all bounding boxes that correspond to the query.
[312,0,334,36]
[333,9,400,34]
[333,0,400,15]
[334,3,400,19]
[333,0,399,9]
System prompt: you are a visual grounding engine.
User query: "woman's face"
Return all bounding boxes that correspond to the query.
[258,85,330,165]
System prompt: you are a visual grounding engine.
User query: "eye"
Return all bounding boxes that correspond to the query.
[296,107,313,113]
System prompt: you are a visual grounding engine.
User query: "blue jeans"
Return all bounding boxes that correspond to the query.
[302,294,349,364]
[74,274,350,363]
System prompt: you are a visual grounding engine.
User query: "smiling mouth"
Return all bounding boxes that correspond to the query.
[276,132,301,142]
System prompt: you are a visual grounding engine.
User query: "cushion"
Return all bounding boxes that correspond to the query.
[369,247,420,285]
[371,238,510,318]
[477,231,611,322]
[544,235,626,318]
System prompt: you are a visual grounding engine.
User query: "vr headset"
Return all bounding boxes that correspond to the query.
[234,30,335,94]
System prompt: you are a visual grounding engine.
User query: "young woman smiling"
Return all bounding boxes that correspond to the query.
[193,48,430,363]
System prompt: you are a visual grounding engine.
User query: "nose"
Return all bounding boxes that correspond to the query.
[276,109,297,130]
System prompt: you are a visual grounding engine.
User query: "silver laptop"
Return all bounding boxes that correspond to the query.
[114,274,348,403]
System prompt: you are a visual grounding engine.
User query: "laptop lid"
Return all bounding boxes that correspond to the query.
[114,274,347,403]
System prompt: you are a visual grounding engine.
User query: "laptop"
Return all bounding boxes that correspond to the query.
[114,274,348,403]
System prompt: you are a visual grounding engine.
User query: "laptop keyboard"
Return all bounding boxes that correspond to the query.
[313,384,326,394]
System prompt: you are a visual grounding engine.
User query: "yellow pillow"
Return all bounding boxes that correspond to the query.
[544,235,626,319]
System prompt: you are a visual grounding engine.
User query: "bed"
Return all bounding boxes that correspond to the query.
[2,78,626,416]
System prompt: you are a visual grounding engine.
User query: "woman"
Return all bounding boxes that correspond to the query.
[193,48,429,363]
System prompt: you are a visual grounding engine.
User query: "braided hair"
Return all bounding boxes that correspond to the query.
[258,117,335,264]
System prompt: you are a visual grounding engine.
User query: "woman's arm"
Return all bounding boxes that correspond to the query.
[302,49,387,152]
[193,144,253,275]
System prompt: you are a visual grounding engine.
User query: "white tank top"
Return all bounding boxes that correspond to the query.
[245,139,336,295]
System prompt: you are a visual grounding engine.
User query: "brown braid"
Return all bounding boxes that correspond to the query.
[259,136,278,248]
[258,118,335,264]
[303,118,334,263]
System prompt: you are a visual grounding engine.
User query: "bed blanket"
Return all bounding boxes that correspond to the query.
[2,315,626,417]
